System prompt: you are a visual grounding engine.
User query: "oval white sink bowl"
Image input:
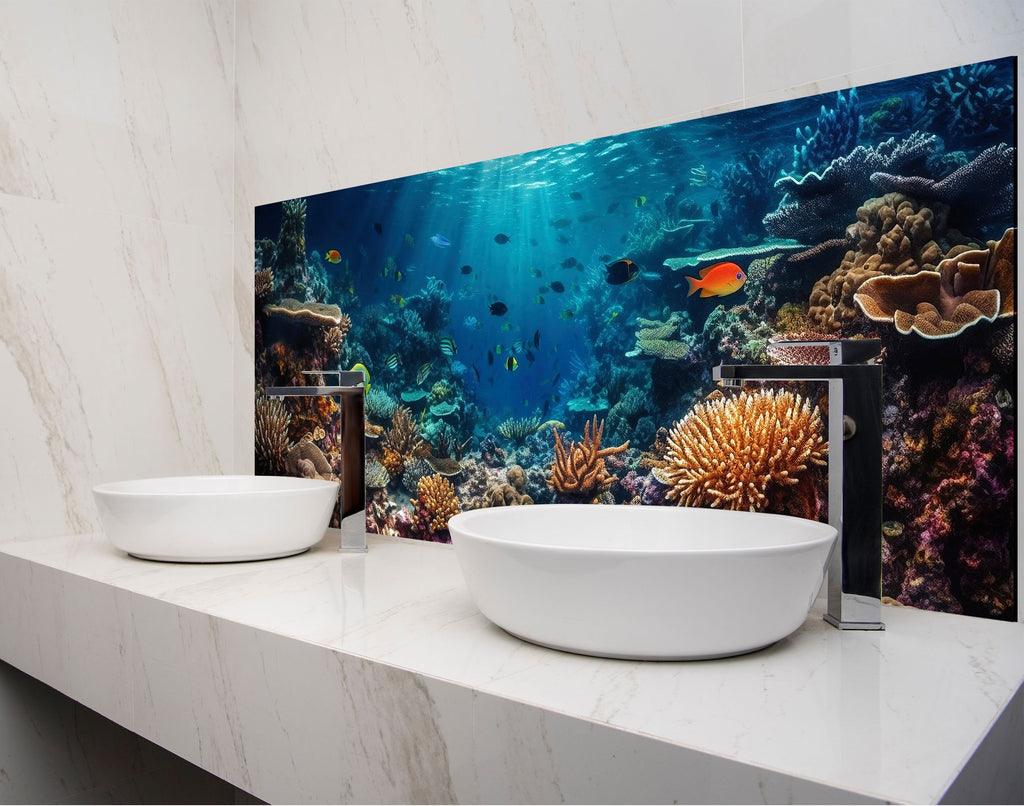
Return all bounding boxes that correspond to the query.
[449,505,837,661]
[93,475,338,562]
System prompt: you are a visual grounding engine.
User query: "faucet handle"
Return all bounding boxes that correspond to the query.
[837,339,881,365]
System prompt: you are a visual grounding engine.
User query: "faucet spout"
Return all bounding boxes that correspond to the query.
[713,339,884,630]
[264,370,368,553]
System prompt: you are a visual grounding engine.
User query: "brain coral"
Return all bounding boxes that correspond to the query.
[656,388,827,513]
[808,193,952,332]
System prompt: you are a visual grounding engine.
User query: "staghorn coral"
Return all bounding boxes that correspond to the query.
[656,388,827,514]
[255,395,290,475]
[548,416,629,503]
[854,228,1014,339]
[412,474,461,535]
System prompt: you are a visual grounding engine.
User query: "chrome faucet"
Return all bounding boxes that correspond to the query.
[713,340,884,630]
[265,370,368,553]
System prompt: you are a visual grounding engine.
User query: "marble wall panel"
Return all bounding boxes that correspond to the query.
[1,0,236,542]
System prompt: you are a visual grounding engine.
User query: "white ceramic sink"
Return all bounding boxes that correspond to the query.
[93,475,338,562]
[448,504,837,660]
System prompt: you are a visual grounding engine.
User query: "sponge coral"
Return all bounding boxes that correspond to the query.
[656,388,827,513]
[413,473,461,534]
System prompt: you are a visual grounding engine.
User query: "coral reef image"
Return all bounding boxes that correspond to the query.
[255,58,1016,620]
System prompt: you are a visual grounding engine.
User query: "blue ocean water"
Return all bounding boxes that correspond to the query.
[259,56,1014,427]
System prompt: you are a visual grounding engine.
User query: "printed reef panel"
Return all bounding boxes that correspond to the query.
[255,58,1017,620]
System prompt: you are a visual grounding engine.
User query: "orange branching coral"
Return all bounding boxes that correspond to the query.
[656,388,827,512]
[548,415,629,502]
[414,474,461,531]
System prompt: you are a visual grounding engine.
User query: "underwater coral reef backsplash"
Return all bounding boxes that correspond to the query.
[255,58,1016,621]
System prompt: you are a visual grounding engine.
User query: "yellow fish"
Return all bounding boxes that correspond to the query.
[391,294,406,307]
[350,362,371,392]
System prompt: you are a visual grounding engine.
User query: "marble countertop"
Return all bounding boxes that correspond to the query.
[1,530,1022,804]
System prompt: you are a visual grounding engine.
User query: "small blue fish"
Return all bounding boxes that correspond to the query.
[439,336,457,356]
[384,353,401,370]
[431,234,452,248]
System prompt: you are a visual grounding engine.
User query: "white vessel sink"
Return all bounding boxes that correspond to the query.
[448,504,837,660]
[93,475,338,562]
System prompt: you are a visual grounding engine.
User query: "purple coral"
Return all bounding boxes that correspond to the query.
[764,131,939,243]
[791,88,862,177]
[869,142,1015,233]
[882,372,1016,619]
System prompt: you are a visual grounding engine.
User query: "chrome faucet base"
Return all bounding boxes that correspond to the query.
[339,514,369,553]
[264,370,369,554]
[714,339,885,631]
[824,614,886,631]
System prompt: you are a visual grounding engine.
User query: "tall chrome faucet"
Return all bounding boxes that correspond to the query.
[265,370,368,553]
[713,339,884,630]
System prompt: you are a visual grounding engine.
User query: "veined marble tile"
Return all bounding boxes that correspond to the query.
[0,194,234,541]
[0,0,234,227]
[741,0,1024,102]
[234,0,744,212]
[232,227,255,474]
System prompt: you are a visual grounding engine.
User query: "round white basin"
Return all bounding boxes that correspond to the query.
[448,504,837,661]
[93,475,339,562]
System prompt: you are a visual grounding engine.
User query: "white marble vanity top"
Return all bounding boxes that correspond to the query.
[1,530,1022,804]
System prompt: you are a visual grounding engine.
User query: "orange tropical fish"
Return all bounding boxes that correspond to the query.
[685,261,746,298]
[325,249,342,263]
